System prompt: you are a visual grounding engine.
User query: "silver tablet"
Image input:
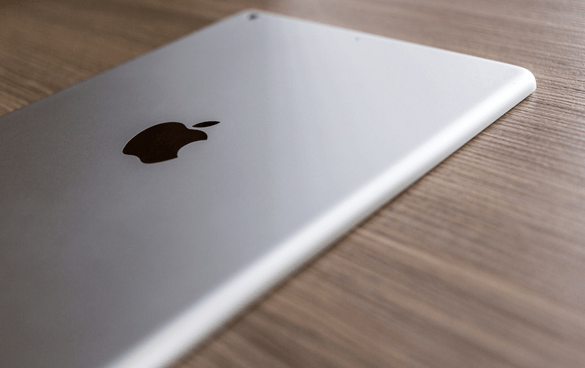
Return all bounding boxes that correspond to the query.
[0,10,535,368]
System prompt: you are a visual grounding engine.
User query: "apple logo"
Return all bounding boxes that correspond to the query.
[123,121,220,163]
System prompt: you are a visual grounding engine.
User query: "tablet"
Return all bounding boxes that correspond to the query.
[0,10,535,368]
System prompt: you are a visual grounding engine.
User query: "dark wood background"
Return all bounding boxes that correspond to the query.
[1,0,585,367]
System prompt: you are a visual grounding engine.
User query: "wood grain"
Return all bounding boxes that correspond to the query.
[1,0,585,367]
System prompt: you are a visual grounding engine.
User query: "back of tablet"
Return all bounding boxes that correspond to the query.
[0,10,535,368]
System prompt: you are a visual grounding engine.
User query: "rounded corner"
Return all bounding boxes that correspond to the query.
[518,67,537,93]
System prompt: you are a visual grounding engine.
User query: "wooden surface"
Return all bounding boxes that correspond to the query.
[1,0,585,367]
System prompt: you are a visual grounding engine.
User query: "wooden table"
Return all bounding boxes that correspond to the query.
[1,0,584,367]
